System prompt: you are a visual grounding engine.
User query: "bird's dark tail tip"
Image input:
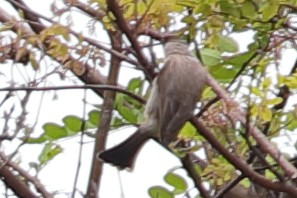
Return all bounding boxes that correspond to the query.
[98,132,150,170]
[98,148,134,170]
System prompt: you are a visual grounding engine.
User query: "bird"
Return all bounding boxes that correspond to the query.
[99,38,207,170]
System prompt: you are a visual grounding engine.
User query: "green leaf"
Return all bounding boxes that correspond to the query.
[260,107,272,122]
[127,77,142,93]
[218,35,238,53]
[117,104,138,124]
[88,110,100,126]
[251,87,262,97]
[38,143,62,166]
[43,123,67,140]
[286,113,297,131]
[179,122,197,139]
[164,172,187,195]
[265,97,283,106]
[115,94,139,124]
[265,169,276,180]
[240,178,251,188]
[110,116,124,129]
[29,52,38,70]
[41,25,70,41]
[63,115,83,133]
[288,121,297,131]
[240,1,257,19]
[181,15,196,24]
[26,136,47,144]
[123,3,134,18]
[176,0,197,7]
[224,50,256,67]
[137,2,147,15]
[209,65,239,82]
[194,3,211,16]
[200,48,221,66]
[148,186,173,198]
[260,1,278,21]
[219,0,240,17]
[51,24,70,40]
[253,31,270,49]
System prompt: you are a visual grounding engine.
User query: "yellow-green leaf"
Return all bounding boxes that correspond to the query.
[179,122,196,139]
[148,186,173,198]
[164,172,187,195]
[265,97,283,106]
[240,1,257,19]
[29,52,38,70]
[260,107,272,122]
[200,48,221,66]
[218,35,238,53]
[38,143,62,165]
[260,1,278,21]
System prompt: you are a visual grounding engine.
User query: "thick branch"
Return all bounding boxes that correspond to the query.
[86,32,122,198]
[0,165,37,198]
[9,0,44,33]
[0,152,41,198]
[0,152,52,198]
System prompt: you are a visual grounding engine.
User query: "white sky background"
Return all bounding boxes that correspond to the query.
[1,1,297,198]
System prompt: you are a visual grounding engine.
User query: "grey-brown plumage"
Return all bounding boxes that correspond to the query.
[99,39,207,169]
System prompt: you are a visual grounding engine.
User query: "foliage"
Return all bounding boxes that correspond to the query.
[148,171,188,198]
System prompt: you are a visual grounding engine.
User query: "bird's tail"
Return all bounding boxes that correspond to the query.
[98,130,151,170]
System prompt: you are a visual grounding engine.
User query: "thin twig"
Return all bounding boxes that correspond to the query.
[0,85,145,104]
[71,90,87,198]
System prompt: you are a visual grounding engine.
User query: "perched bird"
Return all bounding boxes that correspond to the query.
[99,38,207,169]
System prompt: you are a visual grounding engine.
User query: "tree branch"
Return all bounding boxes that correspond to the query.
[0,152,52,198]
[107,0,155,80]
[181,154,210,198]
[9,0,150,72]
[0,85,145,104]
[0,165,38,198]
[190,117,297,196]
[206,73,297,179]
[0,7,106,97]
[86,32,122,198]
